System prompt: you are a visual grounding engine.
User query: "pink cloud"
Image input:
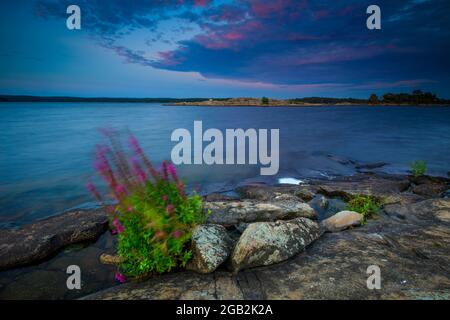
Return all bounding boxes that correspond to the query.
[249,0,307,19]
[194,20,263,50]
[157,50,184,66]
[194,0,211,7]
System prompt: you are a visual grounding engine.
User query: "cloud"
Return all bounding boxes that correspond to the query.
[34,0,450,92]
[354,79,437,90]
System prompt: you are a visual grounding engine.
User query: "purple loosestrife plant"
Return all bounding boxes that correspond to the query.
[87,130,207,279]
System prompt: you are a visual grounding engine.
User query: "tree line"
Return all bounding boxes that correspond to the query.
[369,90,449,105]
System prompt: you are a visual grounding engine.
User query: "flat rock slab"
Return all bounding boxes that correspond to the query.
[205,199,316,226]
[84,199,450,300]
[238,173,430,206]
[0,208,109,270]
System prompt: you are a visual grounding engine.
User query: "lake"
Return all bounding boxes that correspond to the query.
[1,103,449,228]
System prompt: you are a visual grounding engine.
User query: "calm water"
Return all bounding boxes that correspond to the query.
[1,103,450,227]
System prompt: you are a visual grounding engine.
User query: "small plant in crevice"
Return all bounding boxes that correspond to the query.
[410,160,427,177]
[86,130,207,281]
[346,194,380,222]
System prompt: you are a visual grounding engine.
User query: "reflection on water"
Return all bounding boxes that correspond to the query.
[1,103,450,227]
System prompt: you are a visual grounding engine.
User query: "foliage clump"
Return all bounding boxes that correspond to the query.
[346,195,380,222]
[410,160,427,177]
[87,131,206,280]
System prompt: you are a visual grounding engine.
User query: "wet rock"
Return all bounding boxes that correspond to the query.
[327,154,355,165]
[412,183,447,198]
[82,271,244,300]
[99,254,124,265]
[384,198,450,223]
[326,198,348,215]
[319,196,329,209]
[236,184,273,200]
[355,162,388,170]
[320,211,364,232]
[205,199,316,226]
[296,189,315,202]
[314,174,410,201]
[203,193,237,202]
[0,208,109,271]
[187,225,233,274]
[83,188,450,300]
[230,218,321,272]
[82,175,450,300]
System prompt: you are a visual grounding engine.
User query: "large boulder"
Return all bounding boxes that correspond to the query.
[230,217,321,272]
[0,208,109,271]
[187,224,233,274]
[320,210,364,232]
[205,199,316,226]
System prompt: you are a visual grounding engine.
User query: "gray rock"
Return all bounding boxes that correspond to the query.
[0,208,109,271]
[355,162,388,170]
[320,210,364,232]
[318,196,329,209]
[230,217,321,272]
[205,200,316,226]
[412,183,447,198]
[187,224,233,274]
[84,194,450,300]
[384,198,450,223]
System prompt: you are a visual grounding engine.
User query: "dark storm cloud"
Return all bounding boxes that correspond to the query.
[35,0,450,90]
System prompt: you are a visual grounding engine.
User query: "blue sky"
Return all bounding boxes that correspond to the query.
[0,0,449,98]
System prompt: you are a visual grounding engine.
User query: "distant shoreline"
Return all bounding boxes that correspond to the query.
[165,102,450,107]
[1,94,449,107]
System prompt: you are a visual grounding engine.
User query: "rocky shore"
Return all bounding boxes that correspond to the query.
[1,172,449,300]
[168,97,450,107]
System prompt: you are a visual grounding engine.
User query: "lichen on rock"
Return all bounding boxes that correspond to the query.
[205,199,316,226]
[187,224,233,274]
[230,217,321,272]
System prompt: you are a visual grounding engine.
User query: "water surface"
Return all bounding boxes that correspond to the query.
[1,103,449,227]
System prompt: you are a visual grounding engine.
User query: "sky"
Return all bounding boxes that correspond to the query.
[0,0,449,99]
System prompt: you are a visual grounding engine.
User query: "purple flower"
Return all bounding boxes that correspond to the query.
[128,206,133,212]
[115,184,126,194]
[113,218,125,233]
[161,194,168,203]
[86,181,101,201]
[130,157,147,183]
[167,163,178,180]
[172,230,183,239]
[129,135,142,154]
[154,229,165,239]
[94,159,108,174]
[115,272,126,283]
[161,161,169,180]
[166,204,174,215]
